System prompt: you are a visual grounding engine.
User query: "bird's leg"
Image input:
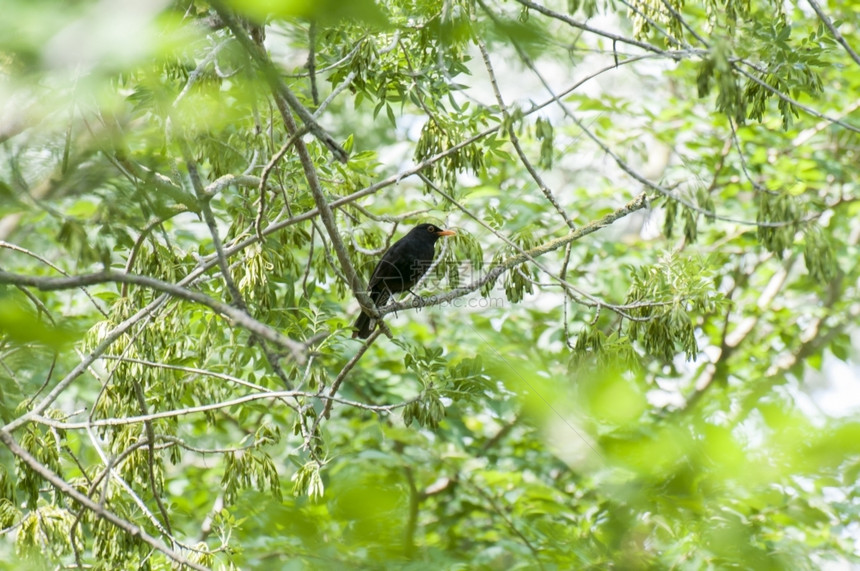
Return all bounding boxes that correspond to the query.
[384,287,399,318]
[406,288,425,312]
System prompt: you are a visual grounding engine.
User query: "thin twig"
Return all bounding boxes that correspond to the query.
[100,355,271,392]
[0,241,108,316]
[514,0,690,58]
[256,127,309,241]
[122,209,188,298]
[476,38,576,230]
[131,381,174,539]
[466,477,544,568]
[175,135,247,311]
[312,70,357,119]
[732,61,860,134]
[321,328,383,420]
[209,1,348,162]
[307,21,319,106]
[805,0,860,67]
[0,428,208,571]
[658,0,710,48]
[31,389,413,430]
[174,38,232,106]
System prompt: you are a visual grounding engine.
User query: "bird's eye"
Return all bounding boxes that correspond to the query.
[427,226,436,233]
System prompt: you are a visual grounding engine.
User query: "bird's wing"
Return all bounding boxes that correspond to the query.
[366,239,409,290]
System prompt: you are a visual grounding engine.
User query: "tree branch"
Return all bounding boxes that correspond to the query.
[208,1,348,162]
[476,39,576,230]
[0,270,307,363]
[30,389,412,430]
[320,328,383,420]
[0,240,108,316]
[1,294,165,433]
[261,62,377,322]
[0,428,208,571]
[514,0,691,58]
[805,0,860,68]
[379,192,650,316]
[131,381,174,539]
[733,60,860,134]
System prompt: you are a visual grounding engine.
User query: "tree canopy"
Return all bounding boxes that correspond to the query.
[1,0,859,568]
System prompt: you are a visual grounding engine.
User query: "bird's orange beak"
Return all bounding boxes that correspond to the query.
[437,229,456,236]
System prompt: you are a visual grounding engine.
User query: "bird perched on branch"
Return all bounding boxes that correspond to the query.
[352,223,456,339]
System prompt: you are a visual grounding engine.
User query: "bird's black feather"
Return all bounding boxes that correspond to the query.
[353,223,454,339]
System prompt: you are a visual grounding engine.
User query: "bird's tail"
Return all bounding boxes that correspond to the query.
[352,290,389,339]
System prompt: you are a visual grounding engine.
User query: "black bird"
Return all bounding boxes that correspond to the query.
[352,223,456,339]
